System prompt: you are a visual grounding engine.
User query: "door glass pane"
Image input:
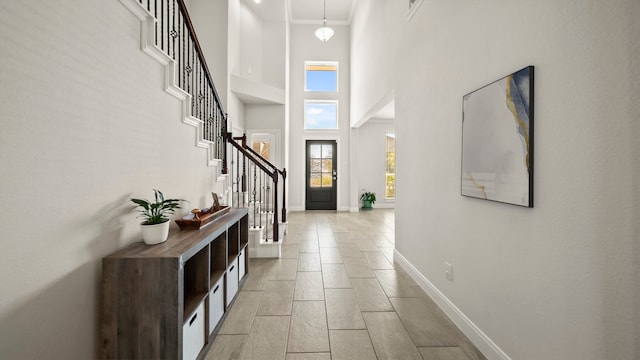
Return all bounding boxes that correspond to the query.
[322,173,333,186]
[321,159,332,172]
[321,145,333,159]
[310,173,321,188]
[310,159,321,172]
[310,145,321,158]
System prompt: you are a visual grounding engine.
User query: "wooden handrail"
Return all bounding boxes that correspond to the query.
[231,134,287,223]
[227,136,276,177]
[176,0,226,118]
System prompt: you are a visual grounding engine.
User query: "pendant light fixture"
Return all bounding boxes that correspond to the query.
[315,0,334,42]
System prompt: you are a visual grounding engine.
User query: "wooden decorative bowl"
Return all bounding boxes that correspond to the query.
[175,206,230,230]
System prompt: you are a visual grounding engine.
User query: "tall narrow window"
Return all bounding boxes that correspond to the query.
[305,62,338,92]
[386,133,396,199]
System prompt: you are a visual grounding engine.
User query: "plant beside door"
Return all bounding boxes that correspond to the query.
[360,190,376,210]
[131,189,186,245]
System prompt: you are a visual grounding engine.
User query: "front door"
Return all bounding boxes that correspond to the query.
[305,140,337,210]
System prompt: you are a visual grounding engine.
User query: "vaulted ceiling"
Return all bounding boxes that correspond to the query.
[241,0,357,24]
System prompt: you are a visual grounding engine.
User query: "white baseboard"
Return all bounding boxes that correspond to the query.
[371,203,395,209]
[393,250,511,360]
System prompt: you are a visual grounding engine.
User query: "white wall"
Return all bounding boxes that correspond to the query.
[289,24,351,211]
[358,120,396,208]
[349,0,400,127]
[185,0,229,108]
[227,0,245,132]
[239,3,263,82]
[0,1,223,358]
[245,104,285,168]
[351,0,640,359]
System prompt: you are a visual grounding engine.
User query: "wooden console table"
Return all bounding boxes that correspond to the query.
[101,208,249,360]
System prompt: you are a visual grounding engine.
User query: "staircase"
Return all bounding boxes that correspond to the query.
[119,0,287,256]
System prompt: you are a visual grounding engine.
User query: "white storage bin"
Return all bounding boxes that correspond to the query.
[238,248,246,280]
[209,277,225,335]
[226,258,239,306]
[182,302,205,360]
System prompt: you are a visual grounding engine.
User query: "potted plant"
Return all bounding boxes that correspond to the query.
[131,189,185,245]
[360,191,376,210]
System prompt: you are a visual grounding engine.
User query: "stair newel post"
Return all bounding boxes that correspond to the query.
[272,171,279,242]
[222,123,229,175]
[281,168,287,223]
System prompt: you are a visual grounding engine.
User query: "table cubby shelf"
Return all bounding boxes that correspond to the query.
[101,209,249,360]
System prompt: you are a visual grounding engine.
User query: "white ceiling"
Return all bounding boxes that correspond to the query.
[241,0,356,24]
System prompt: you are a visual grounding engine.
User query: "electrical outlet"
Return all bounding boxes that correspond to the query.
[444,262,453,281]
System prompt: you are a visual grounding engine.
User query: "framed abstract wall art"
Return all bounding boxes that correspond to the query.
[461,66,534,207]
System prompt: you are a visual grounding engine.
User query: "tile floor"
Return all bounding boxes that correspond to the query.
[205,210,487,360]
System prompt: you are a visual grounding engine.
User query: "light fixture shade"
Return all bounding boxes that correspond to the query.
[315,20,334,42]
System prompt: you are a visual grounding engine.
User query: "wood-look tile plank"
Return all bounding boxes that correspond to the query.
[320,247,343,264]
[294,271,324,301]
[418,346,471,360]
[204,335,247,360]
[300,239,320,253]
[373,269,423,298]
[343,257,375,278]
[244,259,278,291]
[286,353,331,360]
[287,301,330,353]
[219,291,264,334]
[351,278,393,312]
[362,311,422,360]
[353,240,380,252]
[297,253,321,272]
[239,316,290,360]
[271,258,299,281]
[318,236,337,248]
[321,263,352,288]
[363,251,394,269]
[329,330,377,360]
[333,232,352,243]
[337,243,364,258]
[390,297,458,346]
[281,244,300,259]
[325,288,365,329]
[256,280,294,316]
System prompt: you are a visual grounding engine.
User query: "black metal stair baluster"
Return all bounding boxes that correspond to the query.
[153,0,158,46]
[252,163,257,229]
[241,152,246,207]
[259,167,263,229]
[236,147,240,208]
[179,7,183,89]
[171,0,176,60]
[162,0,166,52]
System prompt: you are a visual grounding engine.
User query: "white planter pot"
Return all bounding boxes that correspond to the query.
[140,221,170,245]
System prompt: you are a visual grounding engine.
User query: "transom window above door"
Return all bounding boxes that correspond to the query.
[304,100,338,129]
[305,62,338,92]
